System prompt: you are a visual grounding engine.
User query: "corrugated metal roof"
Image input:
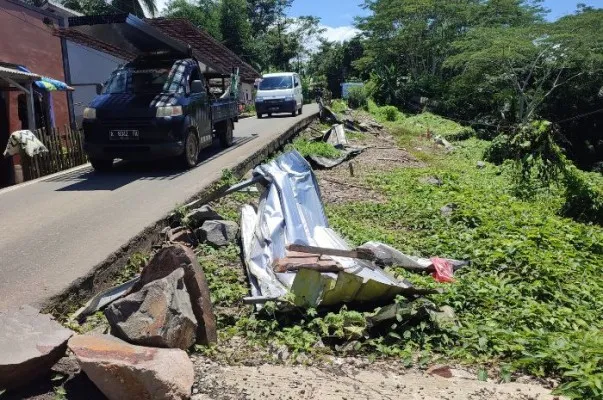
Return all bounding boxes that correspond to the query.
[54,28,135,61]
[147,18,261,82]
[0,66,40,81]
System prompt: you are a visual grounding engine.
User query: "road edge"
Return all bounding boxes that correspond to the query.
[42,112,318,317]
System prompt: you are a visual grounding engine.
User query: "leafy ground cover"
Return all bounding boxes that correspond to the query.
[205,109,603,398]
[285,137,342,159]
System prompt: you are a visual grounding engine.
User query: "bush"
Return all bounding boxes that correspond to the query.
[377,106,400,122]
[347,86,368,109]
[399,112,475,140]
[331,99,348,113]
[483,134,512,165]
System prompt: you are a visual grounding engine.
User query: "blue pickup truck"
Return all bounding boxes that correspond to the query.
[82,54,238,171]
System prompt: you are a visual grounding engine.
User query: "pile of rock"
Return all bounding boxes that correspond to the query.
[164,205,239,249]
[65,205,239,399]
[0,205,241,399]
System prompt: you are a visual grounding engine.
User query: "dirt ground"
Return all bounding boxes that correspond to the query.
[312,120,423,205]
[192,355,560,400]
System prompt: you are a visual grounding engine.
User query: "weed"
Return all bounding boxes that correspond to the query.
[331,99,348,113]
[286,138,342,159]
[397,112,474,140]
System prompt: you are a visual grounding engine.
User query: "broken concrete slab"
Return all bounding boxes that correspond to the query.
[168,227,199,248]
[106,268,198,350]
[133,245,217,345]
[196,220,239,248]
[185,205,223,228]
[69,334,193,400]
[0,305,73,390]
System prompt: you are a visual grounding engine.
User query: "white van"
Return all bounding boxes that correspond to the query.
[255,72,303,118]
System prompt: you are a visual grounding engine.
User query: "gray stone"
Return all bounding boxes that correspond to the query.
[476,161,487,169]
[196,220,239,247]
[421,176,443,186]
[133,245,217,345]
[106,268,198,350]
[0,305,73,390]
[185,205,223,228]
[440,203,458,217]
[69,334,194,400]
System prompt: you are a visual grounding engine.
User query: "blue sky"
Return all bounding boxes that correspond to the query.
[288,0,603,42]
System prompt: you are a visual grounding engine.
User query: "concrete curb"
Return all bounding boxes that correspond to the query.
[43,112,318,317]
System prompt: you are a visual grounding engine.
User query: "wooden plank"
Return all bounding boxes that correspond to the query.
[286,244,376,261]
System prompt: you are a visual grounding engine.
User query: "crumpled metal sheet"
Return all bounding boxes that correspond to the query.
[240,151,416,308]
[309,147,365,169]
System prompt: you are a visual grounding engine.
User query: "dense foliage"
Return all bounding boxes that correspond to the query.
[308,1,603,170]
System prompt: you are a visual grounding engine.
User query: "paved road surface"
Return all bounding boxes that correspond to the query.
[0,105,318,310]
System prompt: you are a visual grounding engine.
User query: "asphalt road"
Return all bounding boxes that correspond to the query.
[0,104,318,311]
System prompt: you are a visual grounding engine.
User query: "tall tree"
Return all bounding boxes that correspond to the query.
[247,0,292,36]
[220,0,252,59]
[164,0,222,40]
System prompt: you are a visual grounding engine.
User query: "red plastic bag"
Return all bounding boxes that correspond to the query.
[430,257,455,283]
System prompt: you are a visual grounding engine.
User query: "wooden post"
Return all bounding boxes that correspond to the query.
[26,83,36,131]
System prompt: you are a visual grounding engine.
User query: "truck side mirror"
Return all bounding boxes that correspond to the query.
[95,84,103,95]
[191,80,204,94]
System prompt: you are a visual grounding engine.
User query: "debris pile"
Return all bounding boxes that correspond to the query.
[235,151,467,308]
[57,207,238,398]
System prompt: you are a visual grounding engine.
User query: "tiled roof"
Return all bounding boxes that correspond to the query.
[53,28,135,61]
[145,18,260,82]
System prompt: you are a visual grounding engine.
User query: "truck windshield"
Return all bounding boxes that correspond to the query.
[103,68,175,94]
[259,76,293,91]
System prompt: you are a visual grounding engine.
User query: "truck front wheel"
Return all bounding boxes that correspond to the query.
[218,119,234,148]
[181,131,199,169]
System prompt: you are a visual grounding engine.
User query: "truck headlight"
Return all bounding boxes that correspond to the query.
[284,95,295,101]
[156,106,183,118]
[255,97,264,102]
[83,107,96,120]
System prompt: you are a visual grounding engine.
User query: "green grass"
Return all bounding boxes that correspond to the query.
[398,112,474,140]
[331,99,348,113]
[286,138,342,159]
[198,110,603,398]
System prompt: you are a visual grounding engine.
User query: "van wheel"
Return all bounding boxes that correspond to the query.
[218,119,234,148]
[182,131,199,169]
[90,158,113,172]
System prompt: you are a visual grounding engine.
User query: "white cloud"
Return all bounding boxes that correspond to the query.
[321,25,360,43]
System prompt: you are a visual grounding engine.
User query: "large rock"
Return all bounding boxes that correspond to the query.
[106,268,198,350]
[132,245,217,345]
[185,205,223,228]
[0,305,73,390]
[195,220,239,248]
[69,334,193,400]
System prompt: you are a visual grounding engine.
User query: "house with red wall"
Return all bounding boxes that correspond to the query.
[0,0,71,187]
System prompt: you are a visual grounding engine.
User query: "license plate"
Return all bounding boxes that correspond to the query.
[269,107,279,111]
[110,130,139,141]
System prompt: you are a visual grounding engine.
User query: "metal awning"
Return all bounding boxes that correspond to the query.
[67,14,190,58]
[0,66,40,83]
[66,14,222,75]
